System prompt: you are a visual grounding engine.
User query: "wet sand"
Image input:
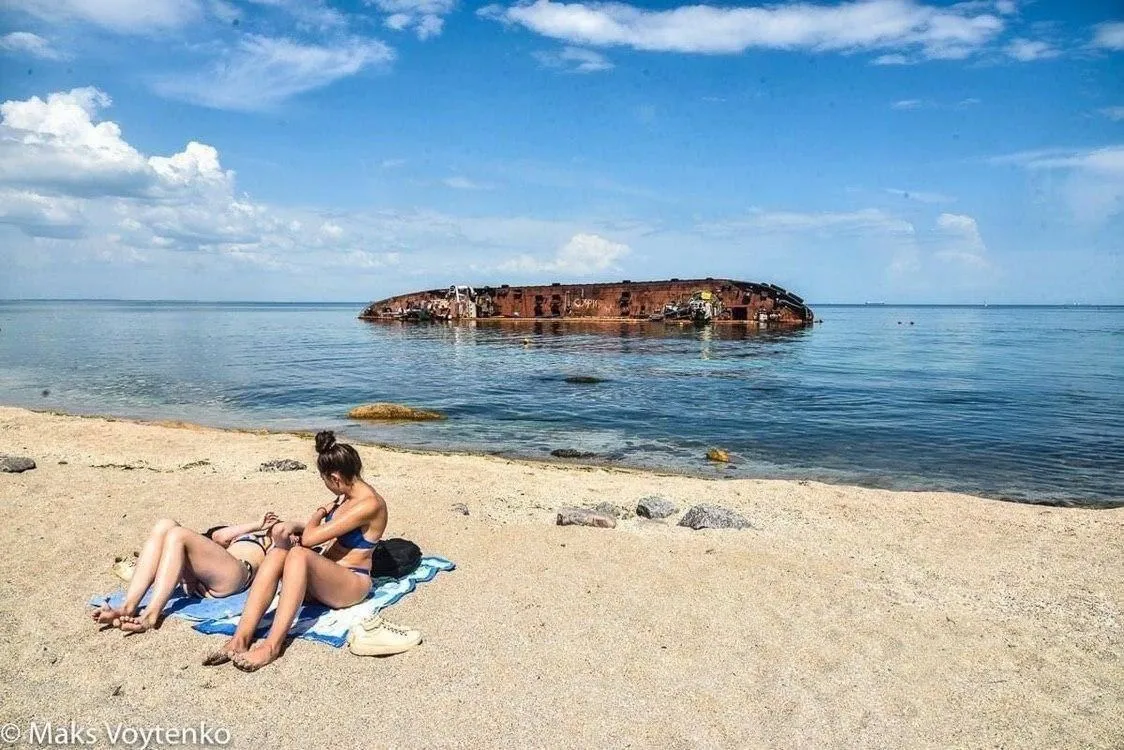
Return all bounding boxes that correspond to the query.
[0,405,1120,749]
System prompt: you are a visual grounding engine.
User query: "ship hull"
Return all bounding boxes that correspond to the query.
[359,278,814,326]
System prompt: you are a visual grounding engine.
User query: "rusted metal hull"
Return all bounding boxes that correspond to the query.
[359,278,814,326]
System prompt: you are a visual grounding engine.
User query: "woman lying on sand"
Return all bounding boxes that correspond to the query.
[92,513,278,633]
[204,430,387,671]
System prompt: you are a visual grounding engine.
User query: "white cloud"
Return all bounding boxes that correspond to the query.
[992,146,1124,173]
[1091,22,1124,51]
[873,53,909,64]
[891,97,980,110]
[0,32,66,60]
[332,249,401,269]
[691,206,996,294]
[0,88,629,294]
[1005,38,1059,61]
[0,87,291,260]
[479,0,1006,62]
[498,232,630,274]
[153,34,395,111]
[0,189,86,238]
[385,13,412,30]
[0,88,198,198]
[1100,107,1124,122]
[13,0,202,34]
[885,212,996,287]
[367,0,456,39]
[891,98,925,110]
[245,0,347,30]
[698,208,915,237]
[0,88,264,254]
[442,176,492,190]
[933,212,992,271]
[533,45,614,73]
[990,145,1124,224]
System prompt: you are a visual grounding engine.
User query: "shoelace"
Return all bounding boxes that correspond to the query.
[380,621,415,637]
[362,617,414,637]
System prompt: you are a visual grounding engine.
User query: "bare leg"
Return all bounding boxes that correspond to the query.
[93,518,178,625]
[203,548,288,665]
[234,548,369,672]
[122,527,248,633]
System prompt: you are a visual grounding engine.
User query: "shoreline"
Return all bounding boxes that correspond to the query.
[0,405,1121,748]
[10,403,1121,509]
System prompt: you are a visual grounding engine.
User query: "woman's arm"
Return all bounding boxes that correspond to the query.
[270,520,304,547]
[299,498,379,548]
[210,513,278,547]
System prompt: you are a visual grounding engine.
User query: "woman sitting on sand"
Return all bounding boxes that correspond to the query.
[204,430,387,671]
[92,513,278,633]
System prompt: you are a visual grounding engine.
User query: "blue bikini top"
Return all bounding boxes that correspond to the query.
[325,499,377,550]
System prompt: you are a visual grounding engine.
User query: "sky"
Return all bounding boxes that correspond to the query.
[0,0,1121,304]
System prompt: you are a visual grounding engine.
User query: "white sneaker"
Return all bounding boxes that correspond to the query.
[111,553,138,583]
[347,613,423,656]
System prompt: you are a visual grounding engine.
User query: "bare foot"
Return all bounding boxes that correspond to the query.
[92,605,124,626]
[203,637,250,666]
[117,614,156,634]
[232,642,280,672]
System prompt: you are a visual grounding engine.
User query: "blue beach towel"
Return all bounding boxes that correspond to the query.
[91,555,455,648]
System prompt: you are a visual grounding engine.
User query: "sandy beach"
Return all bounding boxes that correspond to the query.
[0,404,1120,749]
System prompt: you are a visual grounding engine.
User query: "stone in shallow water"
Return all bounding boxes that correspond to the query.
[551,449,597,459]
[636,496,678,519]
[678,504,752,530]
[259,459,306,472]
[0,456,36,473]
[348,403,444,420]
[556,507,616,529]
[706,447,730,463]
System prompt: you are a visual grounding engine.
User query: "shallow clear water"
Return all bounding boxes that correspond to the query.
[1,300,1121,505]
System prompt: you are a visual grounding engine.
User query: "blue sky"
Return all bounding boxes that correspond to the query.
[0,0,1121,303]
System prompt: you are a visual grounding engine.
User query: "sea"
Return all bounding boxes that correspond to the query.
[1,300,1121,506]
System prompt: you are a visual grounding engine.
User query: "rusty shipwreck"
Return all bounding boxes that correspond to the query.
[359,278,814,326]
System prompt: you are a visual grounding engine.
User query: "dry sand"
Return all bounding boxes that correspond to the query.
[0,405,1120,749]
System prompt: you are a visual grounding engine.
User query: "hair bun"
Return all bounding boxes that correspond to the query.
[314,430,337,454]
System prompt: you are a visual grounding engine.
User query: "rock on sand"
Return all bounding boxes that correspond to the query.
[556,507,617,528]
[636,495,678,519]
[0,455,36,473]
[678,504,752,530]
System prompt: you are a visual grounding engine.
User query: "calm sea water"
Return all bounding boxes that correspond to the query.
[1,300,1121,505]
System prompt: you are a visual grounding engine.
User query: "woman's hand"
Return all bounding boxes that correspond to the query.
[259,512,280,531]
[270,521,301,549]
